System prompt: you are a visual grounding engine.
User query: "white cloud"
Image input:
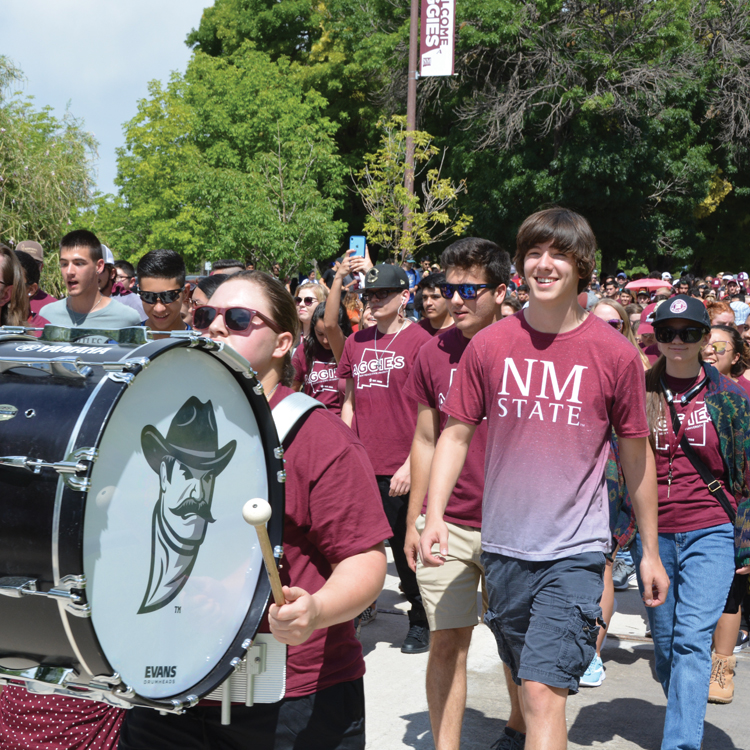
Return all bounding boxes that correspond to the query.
[0,0,209,193]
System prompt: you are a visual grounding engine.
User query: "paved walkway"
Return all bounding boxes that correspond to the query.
[363,552,749,749]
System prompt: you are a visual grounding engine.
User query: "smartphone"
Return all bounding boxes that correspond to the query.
[349,235,366,258]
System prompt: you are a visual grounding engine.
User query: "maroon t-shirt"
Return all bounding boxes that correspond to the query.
[292,344,344,415]
[736,376,750,402]
[337,322,431,475]
[263,386,391,697]
[403,327,485,527]
[29,289,56,318]
[443,312,649,560]
[654,374,733,533]
[417,318,455,337]
[0,688,124,749]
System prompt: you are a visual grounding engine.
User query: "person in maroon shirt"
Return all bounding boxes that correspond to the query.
[640,297,750,748]
[403,238,526,750]
[337,264,433,653]
[416,273,454,336]
[119,271,390,750]
[15,240,57,316]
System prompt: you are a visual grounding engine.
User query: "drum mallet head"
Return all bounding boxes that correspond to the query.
[242,498,272,526]
[242,499,284,606]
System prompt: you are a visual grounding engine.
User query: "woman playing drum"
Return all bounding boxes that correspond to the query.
[117,271,390,750]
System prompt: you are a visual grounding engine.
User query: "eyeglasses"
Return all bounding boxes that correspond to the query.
[605,319,624,331]
[294,296,317,306]
[193,305,282,334]
[116,274,132,283]
[361,289,398,303]
[705,342,731,355]
[439,283,491,300]
[654,326,707,344]
[138,288,183,305]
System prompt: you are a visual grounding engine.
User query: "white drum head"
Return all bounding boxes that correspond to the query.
[83,348,269,699]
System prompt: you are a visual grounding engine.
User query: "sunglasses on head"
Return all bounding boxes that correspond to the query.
[654,326,707,344]
[439,283,491,300]
[138,288,183,305]
[361,289,398,303]
[192,305,282,333]
[294,295,317,306]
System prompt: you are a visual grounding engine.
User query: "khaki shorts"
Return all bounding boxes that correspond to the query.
[416,515,487,631]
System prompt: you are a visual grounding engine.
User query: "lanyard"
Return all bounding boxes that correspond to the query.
[662,380,707,497]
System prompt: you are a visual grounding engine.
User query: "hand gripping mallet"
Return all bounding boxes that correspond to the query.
[242,498,285,605]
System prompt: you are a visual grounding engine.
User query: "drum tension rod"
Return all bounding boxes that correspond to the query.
[0,575,90,617]
[0,447,98,491]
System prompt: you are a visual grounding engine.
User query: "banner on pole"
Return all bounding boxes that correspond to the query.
[420,0,455,77]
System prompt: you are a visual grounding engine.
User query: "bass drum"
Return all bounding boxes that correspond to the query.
[0,332,285,711]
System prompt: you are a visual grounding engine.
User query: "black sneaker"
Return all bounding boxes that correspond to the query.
[491,727,526,750]
[612,558,636,591]
[401,623,430,654]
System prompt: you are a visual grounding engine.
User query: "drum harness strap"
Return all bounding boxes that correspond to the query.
[271,392,324,447]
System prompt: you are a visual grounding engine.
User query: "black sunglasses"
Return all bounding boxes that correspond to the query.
[439,283,491,300]
[138,288,183,305]
[193,305,282,333]
[654,326,706,344]
[361,289,399,303]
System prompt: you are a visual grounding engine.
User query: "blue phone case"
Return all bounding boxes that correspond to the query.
[350,236,366,258]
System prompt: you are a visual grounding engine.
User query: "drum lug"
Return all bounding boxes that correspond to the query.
[107,371,136,385]
[273,545,284,560]
[276,470,286,483]
[253,383,264,396]
[0,355,93,379]
[273,446,284,459]
[0,447,96,490]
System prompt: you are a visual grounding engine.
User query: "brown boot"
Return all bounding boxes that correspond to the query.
[708,652,736,704]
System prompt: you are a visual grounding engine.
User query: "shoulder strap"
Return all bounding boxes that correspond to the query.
[665,399,736,523]
[271,392,324,445]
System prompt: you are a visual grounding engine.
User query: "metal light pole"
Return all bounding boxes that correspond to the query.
[402,0,419,261]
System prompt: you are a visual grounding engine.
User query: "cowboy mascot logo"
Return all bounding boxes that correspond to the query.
[138,397,236,614]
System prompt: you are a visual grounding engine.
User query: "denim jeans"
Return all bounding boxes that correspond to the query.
[633,524,734,750]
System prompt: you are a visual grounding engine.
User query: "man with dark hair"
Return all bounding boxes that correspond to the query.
[420,207,668,749]
[676,278,690,296]
[603,280,618,299]
[40,230,142,329]
[137,249,190,335]
[416,273,453,336]
[16,239,56,315]
[405,238,526,750]
[114,260,136,291]
[515,284,529,304]
[211,259,245,276]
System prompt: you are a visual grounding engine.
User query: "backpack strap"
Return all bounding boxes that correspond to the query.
[271,392,324,446]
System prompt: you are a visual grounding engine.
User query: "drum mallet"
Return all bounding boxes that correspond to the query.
[242,498,285,606]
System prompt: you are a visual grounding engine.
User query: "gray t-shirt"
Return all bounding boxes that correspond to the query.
[41,298,143,329]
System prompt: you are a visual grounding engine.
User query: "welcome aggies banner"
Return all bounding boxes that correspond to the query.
[419,0,455,77]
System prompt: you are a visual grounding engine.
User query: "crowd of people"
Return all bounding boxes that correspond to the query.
[0,213,749,750]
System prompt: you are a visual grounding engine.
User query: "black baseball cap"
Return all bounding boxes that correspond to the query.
[653,294,710,329]
[364,264,409,290]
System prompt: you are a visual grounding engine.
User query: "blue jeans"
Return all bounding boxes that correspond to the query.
[633,524,734,750]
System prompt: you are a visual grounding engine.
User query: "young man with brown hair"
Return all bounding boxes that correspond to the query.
[420,207,669,750]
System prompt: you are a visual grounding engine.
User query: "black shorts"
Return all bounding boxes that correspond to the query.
[118,678,365,750]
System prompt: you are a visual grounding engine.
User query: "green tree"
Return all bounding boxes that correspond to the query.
[95,47,345,272]
[0,56,97,255]
[353,116,471,258]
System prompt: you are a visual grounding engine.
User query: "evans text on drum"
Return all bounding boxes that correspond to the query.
[0,328,285,714]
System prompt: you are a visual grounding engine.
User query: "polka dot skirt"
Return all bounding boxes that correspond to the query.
[0,686,124,749]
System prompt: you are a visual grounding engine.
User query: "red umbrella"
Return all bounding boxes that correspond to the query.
[624,279,671,291]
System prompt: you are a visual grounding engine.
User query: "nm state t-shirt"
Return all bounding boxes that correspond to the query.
[337,322,431,474]
[443,311,649,561]
[404,326,486,527]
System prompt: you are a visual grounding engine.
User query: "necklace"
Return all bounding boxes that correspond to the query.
[265,381,280,401]
[67,294,104,324]
[373,319,407,358]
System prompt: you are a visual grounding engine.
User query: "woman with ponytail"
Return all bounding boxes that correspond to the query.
[634,295,750,750]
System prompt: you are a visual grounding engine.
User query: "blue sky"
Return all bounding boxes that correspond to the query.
[1,0,209,195]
